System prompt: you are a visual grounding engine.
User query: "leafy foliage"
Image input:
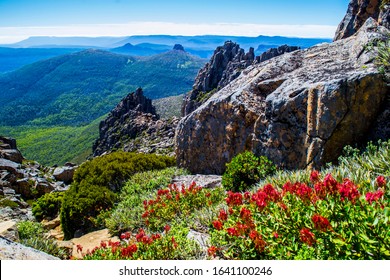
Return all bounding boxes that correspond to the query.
[32,192,64,221]
[0,116,101,165]
[0,49,205,127]
[222,151,276,192]
[17,220,69,259]
[209,173,389,260]
[106,167,188,234]
[60,152,175,240]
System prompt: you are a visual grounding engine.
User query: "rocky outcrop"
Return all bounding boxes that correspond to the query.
[334,0,389,40]
[182,41,255,116]
[173,44,185,51]
[255,45,300,63]
[0,136,74,222]
[93,88,178,157]
[0,236,59,260]
[175,19,389,175]
[182,41,300,116]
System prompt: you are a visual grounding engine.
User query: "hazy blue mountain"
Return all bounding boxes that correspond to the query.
[0,48,206,126]
[3,36,128,48]
[0,47,84,73]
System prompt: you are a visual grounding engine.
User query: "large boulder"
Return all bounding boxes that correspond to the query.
[53,166,76,184]
[0,236,59,260]
[334,0,389,40]
[175,19,389,174]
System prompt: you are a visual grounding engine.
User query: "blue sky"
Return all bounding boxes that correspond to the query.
[0,0,350,43]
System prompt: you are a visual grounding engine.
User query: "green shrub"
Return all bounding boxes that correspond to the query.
[222,151,276,192]
[17,220,68,259]
[32,192,64,221]
[60,152,175,240]
[17,221,45,240]
[106,167,188,234]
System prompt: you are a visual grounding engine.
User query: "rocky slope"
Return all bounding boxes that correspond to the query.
[92,88,178,157]
[182,42,300,116]
[175,18,389,174]
[0,136,76,222]
[334,0,389,40]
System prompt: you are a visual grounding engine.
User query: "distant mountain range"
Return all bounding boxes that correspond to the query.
[0,48,205,126]
[0,35,331,70]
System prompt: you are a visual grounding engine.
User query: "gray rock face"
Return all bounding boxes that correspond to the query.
[53,166,76,184]
[334,0,389,40]
[0,236,59,260]
[182,41,301,117]
[255,45,300,64]
[182,41,255,116]
[93,88,158,156]
[175,19,389,175]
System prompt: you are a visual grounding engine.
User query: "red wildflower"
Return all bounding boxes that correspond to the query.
[236,222,249,235]
[278,202,288,211]
[120,232,131,240]
[100,241,107,248]
[76,244,83,253]
[311,214,332,232]
[263,184,280,201]
[376,176,387,188]
[212,220,223,230]
[228,207,234,215]
[299,228,316,246]
[323,173,339,194]
[339,178,360,202]
[252,191,268,209]
[207,246,219,257]
[240,207,252,221]
[121,244,137,258]
[151,233,161,240]
[218,209,228,221]
[310,170,320,183]
[171,237,178,249]
[249,230,266,252]
[227,227,239,236]
[273,232,279,238]
[244,192,251,200]
[226,191,243,206]
[136,229,146,242]
[365,190,384,204]
[295,183,313,201]
[164,224,171,233]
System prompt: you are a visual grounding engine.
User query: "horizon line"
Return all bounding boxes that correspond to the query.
[0,22,337,44]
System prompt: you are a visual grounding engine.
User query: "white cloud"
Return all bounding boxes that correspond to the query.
[0,22,336,44]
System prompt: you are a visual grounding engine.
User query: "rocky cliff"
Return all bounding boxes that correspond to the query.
[175,19,389,174]
[93,88,178,157]
[181,42,300,116]
[334,0,389,40]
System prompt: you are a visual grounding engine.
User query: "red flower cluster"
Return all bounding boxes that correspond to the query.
[226,191,243,206]
[207,246,220,257]
[283,182,313,202]
[376,176,387,188]
[136,229,154,245]
[365,190,384,204]
[218,209,228,221]
[76,244,83,253]
[120,232,131,240]
[121,244,137,258]
[339,179,360,202]
[249,230,266,252]
[299,228,316,246]
[311,214,332,232]
[212,220,223,230]
[240,207,252,222]
[164,224,171,233]
[310,170,320,183]
[251,184,280,210]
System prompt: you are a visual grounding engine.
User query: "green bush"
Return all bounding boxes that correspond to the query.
[17,220,45,240]
[222,151,276,192]
[17,221,69,259]
[32,192,64,221]
[106,167,188,234]
[60,152,175,240]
